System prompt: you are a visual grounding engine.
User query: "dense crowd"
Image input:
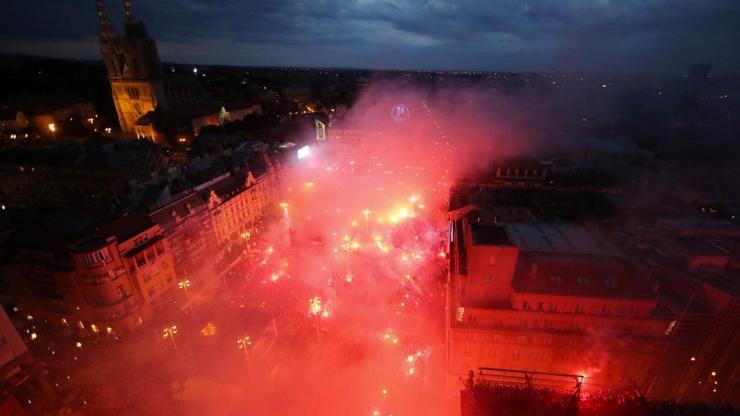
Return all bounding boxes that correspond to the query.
[461,376,739,416]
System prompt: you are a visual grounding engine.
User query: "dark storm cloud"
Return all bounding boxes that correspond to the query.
[1,0,739,72]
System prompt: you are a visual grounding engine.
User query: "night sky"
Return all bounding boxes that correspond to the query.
[1,0,739,73]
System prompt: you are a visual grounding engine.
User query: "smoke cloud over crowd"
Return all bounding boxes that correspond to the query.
[233,81,544,414]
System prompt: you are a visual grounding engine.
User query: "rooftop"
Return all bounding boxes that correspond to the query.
[149,191,207,230]
[96,212,156,243]
[471,224,511,246]
[471,220,613,255]
[505,222,607,254]
[511,251,654,299]
[195,173,244,204]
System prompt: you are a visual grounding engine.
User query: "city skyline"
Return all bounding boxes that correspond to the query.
[1,0,740,74]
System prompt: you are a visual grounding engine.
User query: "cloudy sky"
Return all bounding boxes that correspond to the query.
[1,0,739,73]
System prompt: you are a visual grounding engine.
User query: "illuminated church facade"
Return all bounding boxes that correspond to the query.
[97,0,167,134]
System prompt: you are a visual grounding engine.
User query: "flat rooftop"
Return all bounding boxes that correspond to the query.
[512,251,654,299]
[471,220,612,256]
[505,222,605,253]
[471,224,511,246]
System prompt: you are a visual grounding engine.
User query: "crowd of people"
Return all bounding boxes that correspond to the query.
[461,375,739,416]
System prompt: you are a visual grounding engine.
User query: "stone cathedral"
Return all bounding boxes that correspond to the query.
[96,0,167,133]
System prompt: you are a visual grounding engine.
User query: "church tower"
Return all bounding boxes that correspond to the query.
[97,0,167,134]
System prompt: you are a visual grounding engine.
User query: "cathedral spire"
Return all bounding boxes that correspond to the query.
[123,0,137,23]
[96,0,115,36]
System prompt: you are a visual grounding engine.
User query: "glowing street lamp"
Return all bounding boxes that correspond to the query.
[178,279,198,318]
[237,335,251,349]
[362,209,372,233]
[48,123,56,136]
[178,279,192,301]
[163,325,178,350]
[279,201,289,219]
[237,335,252,356]
[237,335,252,373]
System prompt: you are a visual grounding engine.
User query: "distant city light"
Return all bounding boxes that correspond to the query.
[193,67,198,75]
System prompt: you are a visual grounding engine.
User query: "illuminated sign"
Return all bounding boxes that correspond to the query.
[297,145,311,160]
[391,104,410,124]
[315,119,326,141]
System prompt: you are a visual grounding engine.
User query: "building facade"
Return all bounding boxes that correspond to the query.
[1,214,177,336]
[149,191,214,279]
[196,166,280,247]
[446,213,674,394]
[69,213,177,332]
[661,271,740,406]
[0,308,55,415]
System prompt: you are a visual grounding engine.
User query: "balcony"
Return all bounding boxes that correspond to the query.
[87,294,140,320]
[79,268,126,286]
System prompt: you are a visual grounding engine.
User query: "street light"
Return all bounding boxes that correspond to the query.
[237,336,252,353]
[178,279,198,319]
[279,202,289,218]
[178,279,192,301]
[163,325,178,350]
[237,335,252,371]
[362,209,372,234]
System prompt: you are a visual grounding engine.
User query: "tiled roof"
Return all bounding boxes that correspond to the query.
[149,192,207,230]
